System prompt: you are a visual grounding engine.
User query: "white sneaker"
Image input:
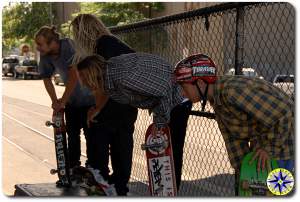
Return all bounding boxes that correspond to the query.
[87,167,118,196]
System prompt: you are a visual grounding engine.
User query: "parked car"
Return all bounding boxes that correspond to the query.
[54,74,64,86]
[2,56,19,77]
[226,67,264,79]
[14,59,40,80]
[273,74,294,98]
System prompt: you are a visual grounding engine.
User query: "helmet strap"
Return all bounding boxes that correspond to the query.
[195,80,209,111]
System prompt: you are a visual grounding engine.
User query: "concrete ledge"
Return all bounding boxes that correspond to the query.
[14,183,88,197]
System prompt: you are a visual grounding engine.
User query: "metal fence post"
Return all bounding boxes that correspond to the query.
[234,5,245,196]
[234,6,245,75]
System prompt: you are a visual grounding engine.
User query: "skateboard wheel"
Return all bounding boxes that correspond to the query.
[54,121,61,128]
[241,180,250,190]
[45,121,52,127]
[50,169,58,175]
[141,144,146,150]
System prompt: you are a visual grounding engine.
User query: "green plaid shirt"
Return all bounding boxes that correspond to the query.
[212,76,294,170]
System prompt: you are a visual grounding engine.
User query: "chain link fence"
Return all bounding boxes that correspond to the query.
[109,2,295,196]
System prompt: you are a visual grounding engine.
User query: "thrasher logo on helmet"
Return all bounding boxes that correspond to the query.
[175,53,217,84]
[192,65,216,77]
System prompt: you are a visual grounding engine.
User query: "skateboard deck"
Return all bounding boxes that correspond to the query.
[72,166,117,196]
[141,123,177,196]
[239,152,278,196]
[45,109,71,187]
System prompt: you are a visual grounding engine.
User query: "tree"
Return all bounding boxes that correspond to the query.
[2,2,165,55]
[2,2,53,55]
[60,2,164,36]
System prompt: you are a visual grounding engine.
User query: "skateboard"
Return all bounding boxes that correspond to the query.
[239,152,278,196]
[45,109,71,187]
[141,123,177,196]
[72,166,117,196]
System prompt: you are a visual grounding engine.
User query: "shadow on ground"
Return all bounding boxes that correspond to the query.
[128,173,235,197]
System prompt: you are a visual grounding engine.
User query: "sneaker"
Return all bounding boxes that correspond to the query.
[87,167,118,196]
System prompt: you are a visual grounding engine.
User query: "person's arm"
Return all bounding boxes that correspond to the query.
[86,89,109,127]
[59,66,78,107]
[43,78,58,109]
[38,56,57,107]
[94,89,109,112]
[152,98,171,129]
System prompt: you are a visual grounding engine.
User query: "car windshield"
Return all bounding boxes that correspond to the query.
[275,76,294,83]
[22,60,37,66]
[226,68,258,77]
[3,58,18,63]
[243,71,257,77]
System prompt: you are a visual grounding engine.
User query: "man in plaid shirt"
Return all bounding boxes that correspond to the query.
[174,54,294,175]
[77,53,192,191]
[104,53,185,128]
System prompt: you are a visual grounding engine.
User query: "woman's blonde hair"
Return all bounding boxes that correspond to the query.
[70,14,111,64]
[34,26,60,44]
[77,54,107,91]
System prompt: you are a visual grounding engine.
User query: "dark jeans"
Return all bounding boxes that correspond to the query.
[89,99,138,196]
[65,104,91,168]
[169,100,192,191]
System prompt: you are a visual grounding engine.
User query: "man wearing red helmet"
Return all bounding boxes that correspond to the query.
[175,54,294,189]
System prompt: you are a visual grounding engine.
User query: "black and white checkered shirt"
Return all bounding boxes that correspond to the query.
[104,53,184,128]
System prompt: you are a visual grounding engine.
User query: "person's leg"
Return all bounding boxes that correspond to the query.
[82,104,112,181]
[84,123,112,180]
[65,104,82,168]
[169,100,192,191]
[110,104,138,195]
[79,106,93,167]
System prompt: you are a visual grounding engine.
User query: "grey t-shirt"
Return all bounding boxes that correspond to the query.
[38,38,95,107]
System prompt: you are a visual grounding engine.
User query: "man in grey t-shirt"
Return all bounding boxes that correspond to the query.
[35,26,95,172]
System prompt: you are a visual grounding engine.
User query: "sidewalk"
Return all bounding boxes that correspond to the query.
[2,138,57,196]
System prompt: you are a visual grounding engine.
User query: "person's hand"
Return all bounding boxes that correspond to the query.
[51,99,60,112]
[249,148,270,172]
[52,98,65,113]
[87,106,99,128]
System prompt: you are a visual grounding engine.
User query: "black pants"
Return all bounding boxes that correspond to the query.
[169,100,192,191]
[65,104,92,168]
[89,99,138,196]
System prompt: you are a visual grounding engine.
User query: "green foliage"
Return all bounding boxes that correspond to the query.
[61,2,164,36]
[2,2,53,55]
[2,2,165,55]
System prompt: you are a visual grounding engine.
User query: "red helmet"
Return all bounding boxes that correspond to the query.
[174,54,217,84]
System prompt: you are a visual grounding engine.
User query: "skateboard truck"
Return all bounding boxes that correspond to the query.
[50,169,58,175]
[241,180,268,195]
[141,141,168,150]
[241,180,268,190]
[45,120,61,128]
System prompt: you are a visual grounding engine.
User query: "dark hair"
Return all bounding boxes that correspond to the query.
[35,25,60,44]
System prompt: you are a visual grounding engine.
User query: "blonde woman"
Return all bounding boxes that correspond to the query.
[70,14,138,196]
